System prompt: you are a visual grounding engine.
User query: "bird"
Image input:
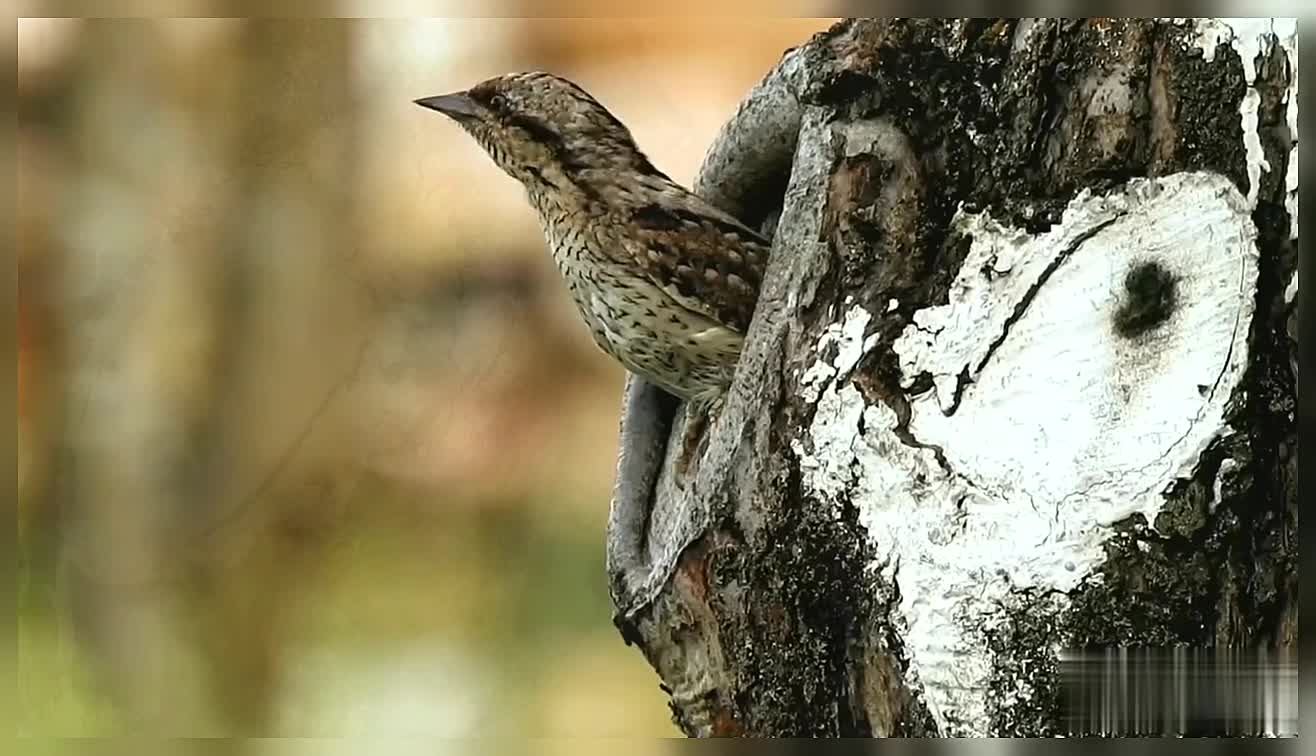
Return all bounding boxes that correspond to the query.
[415,72,770,468]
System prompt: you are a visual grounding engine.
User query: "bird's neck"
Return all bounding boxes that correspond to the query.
[552,137,675,202]
[523,171,616,219]
[521,153,682,227]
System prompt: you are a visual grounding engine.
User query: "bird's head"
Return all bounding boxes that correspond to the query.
[415,72,668,197]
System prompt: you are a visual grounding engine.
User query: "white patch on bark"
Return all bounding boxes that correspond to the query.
[1189,19,1233,63]
[796,382,867,510]
[1278,20,1298,239]
[830,306,880,377]
[801,171,1259,736]
[796,305,879,505]
[893,189,1136,413]
[797,306,875,405]
[1240,88,1268,210]
[1191,18,1299,219]
[797,361,836,406]
[1213,457,1238,512]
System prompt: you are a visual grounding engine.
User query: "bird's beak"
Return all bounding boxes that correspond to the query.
[414,92,482,122]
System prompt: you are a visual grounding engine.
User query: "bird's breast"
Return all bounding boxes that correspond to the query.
[542,214,741,401]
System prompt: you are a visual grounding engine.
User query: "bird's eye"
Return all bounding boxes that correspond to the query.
[489,93,510,112]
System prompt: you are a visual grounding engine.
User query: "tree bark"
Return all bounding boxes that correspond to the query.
[608,17,1297,738]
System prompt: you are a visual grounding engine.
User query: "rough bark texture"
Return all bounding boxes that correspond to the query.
[608,17,1297,737]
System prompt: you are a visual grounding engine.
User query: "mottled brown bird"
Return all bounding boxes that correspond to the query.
[415,72,769,409]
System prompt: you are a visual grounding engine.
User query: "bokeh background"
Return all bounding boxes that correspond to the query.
[15,16,838,740]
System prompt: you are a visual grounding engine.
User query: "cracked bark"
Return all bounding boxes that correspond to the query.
[607,18,1296,737]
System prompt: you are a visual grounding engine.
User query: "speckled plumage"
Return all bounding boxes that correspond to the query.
[416,72,769,403]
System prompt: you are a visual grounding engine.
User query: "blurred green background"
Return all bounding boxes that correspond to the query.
[15,15,835,739]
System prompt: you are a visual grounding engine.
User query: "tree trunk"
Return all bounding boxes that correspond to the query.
[51,19,366,735]
[608,17,1297,738]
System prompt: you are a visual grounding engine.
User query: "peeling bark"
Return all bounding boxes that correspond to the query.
[608,17,1297,738]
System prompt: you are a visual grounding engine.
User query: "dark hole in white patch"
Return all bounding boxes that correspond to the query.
[1114,260,1178,339]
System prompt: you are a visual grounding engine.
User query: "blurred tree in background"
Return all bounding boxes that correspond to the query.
[16,16,836,740]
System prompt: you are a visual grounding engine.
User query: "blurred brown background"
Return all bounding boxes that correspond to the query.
[15,17,836,738]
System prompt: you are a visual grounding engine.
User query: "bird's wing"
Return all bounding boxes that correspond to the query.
[620,191,771,334]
